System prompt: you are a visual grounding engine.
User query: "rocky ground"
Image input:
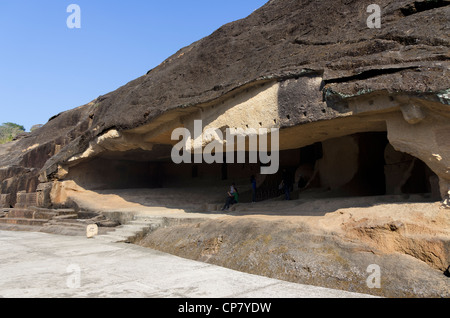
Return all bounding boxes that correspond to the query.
[2,182,448,297]
[136,210,449,297]
[132,193,450,298]
[59,184,450,297]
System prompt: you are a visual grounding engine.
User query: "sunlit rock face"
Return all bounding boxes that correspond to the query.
[0,0,449,207]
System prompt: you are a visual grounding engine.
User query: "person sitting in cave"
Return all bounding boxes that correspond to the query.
[222,183,239,211]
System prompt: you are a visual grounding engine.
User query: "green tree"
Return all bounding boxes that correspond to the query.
[0,122,26,144]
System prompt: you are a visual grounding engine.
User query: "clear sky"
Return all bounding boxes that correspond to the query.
[0,1,268,131]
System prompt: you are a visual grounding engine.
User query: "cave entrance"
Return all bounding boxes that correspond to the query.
[64,132,439,208]
[251,131,439,202]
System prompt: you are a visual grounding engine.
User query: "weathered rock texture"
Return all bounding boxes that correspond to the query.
[0,0,448,208]
[0,0,448,298]
[135,201,450,298]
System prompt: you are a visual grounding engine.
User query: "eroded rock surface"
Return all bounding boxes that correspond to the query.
[0,0,448,203]
[135,200,450,298]
[0,0,449,297]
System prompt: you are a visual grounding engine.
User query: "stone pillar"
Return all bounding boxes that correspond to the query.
[36,182,54,208]
[318,135,359,190]
[386,108,450,204]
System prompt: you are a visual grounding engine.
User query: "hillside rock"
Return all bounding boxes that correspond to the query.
[0,0,448,207]
[0,0,447,297]
[0,1,448,201]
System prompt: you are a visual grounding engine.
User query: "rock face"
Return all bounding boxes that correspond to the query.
[0,0,449,207]
[0,0,448,297]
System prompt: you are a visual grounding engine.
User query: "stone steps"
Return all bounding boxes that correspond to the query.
[94,216,165,243]
[0,223,43,233]
[0,217,49,226]
[34,207,77,215]
[41,210,120,236]
[0,203,120,236]
[44,220,88,229]
[6,209,57,220]
[0,206,78,228]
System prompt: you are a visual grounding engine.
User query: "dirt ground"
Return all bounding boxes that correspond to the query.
[62,183,450,298]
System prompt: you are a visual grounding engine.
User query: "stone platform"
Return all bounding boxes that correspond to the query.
[0,230,377,298]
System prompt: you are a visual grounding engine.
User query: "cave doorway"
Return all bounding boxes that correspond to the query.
[253,132,438,201]
[64,132,439,206]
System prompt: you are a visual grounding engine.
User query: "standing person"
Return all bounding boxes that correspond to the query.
[251,175,257,203]
[233,184,239,204]
[282,169,291,200]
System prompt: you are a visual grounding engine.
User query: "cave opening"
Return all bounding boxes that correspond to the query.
[64,131,439,208]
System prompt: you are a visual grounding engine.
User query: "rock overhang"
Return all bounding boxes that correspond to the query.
[44,76,450,199]
[0,0,449,207]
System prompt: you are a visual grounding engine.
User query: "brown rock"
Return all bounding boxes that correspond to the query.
[0,0,449,204]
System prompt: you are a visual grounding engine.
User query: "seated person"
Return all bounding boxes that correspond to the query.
[222,183,239,211]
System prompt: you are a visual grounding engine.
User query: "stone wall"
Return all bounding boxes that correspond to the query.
[15,192,37,209]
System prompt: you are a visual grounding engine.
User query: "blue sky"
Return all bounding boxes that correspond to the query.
[0,1,268,131]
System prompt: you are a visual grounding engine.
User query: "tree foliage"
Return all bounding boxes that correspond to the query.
[0,122,26,144]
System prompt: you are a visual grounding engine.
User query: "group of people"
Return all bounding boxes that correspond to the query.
[221,169,311,211]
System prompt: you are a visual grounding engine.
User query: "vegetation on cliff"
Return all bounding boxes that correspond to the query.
[0,123,25,144]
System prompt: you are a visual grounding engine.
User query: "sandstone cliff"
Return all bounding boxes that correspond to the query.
[1,0,449,208]
[1,0,449,297]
